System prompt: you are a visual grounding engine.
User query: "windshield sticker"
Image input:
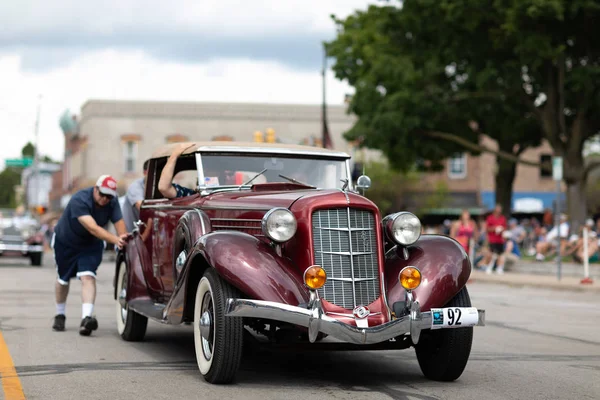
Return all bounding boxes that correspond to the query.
[204,177,220,186]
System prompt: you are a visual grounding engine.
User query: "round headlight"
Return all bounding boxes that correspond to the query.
[385,212,421,245]
[261,208,297,243]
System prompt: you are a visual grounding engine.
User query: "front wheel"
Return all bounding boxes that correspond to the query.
[194,268,244,384]
[415,287,474,381]
[115,264,148,341]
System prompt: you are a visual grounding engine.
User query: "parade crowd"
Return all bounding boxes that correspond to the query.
[423,205,600,274]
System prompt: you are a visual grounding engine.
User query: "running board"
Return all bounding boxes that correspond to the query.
[128,299,168,323]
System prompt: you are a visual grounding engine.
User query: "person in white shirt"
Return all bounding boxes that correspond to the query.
[535,213,569,261]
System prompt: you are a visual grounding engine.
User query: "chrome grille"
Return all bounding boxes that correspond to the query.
[210,218,263,236]
[312,208,379,310]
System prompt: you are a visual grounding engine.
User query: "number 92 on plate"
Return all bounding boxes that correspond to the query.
[430,307,479,329]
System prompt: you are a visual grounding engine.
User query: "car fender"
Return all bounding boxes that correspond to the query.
[113,242,149,303]
[172,209,212,281]
[198,231,309,304]
[164,231,310,324]
[384,235,471,312]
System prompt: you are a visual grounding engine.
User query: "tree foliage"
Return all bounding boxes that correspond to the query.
[21,142,34,158]
[360,160,420,214]
[0,167,21,207]
[327,0,600,224]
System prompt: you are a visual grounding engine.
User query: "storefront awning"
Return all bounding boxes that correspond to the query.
[480,191,566,213]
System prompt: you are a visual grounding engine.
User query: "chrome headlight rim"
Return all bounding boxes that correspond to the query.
[261,207,297,243]
[384,211,422,246]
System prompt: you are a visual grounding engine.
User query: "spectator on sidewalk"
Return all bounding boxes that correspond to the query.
[122,160,149,232]
[566,219,599,263]
[484,204,507,274]
[543,208,554,229]
[501,230,521,273]
[535,213,570,261]
[508,218,526,249]
[450,209,478,254]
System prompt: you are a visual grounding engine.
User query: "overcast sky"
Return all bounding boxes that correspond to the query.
[0,0,377,167]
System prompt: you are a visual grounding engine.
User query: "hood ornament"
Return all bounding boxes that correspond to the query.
[341,178,349,192]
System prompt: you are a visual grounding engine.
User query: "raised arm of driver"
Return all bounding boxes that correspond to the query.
[158,143,195,199]
[77,215,123,247]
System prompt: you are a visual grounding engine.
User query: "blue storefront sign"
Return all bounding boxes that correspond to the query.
[480,191,566,213]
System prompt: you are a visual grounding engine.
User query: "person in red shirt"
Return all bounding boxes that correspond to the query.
[485,203,508,274]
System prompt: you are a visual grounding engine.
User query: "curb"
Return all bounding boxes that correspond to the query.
[468,273,600,293]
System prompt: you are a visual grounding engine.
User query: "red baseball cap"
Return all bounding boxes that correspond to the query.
[96,175,118,197]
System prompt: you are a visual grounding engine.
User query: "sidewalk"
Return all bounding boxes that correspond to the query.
[469,260,600,292]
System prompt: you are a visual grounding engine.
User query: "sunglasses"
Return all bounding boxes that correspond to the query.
[96,188,114,200]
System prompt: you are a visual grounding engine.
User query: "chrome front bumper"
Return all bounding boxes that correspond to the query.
[0,243,43,252]
[225,294,485,345]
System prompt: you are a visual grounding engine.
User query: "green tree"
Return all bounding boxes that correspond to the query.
[360,160,420,214]
[21,142,34,158]
[328,1,600,222]
[20,142,56,163]
[0,167,21,207]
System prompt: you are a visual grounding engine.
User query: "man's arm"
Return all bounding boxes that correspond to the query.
[113,219,127,237]
[77,215,126,249]
[158,143,195,199]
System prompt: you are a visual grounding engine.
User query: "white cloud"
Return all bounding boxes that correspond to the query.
[0,50,355,167]
[1,0,375,39]
[0,0,379,169]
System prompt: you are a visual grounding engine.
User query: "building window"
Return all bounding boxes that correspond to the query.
[124,141,137,173]
[211,135,233,141]
[166,134,189,143]
[540,154,552,178]
[448,153,467,179]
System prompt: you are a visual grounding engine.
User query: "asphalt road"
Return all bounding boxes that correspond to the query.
[1,255,599,400]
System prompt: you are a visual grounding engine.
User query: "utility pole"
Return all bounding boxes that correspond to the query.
[32,95,42,210]
[321,44,331,149]
[552,156,563,280]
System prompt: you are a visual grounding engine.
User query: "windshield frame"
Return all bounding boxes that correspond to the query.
[193,149,353,193]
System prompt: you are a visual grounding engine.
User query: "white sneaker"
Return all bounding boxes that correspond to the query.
[535,253,545,261]
[485,266,493,274]
[496,268,504,275]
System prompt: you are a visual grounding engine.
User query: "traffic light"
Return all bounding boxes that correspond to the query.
[265,128,276,143]
[253,131,264,142]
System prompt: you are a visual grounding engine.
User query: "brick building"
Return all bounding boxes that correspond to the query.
[417,135,565,216]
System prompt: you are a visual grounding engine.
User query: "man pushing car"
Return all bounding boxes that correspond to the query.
[51,175,128,336]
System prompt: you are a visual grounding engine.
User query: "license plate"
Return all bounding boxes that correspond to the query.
[430,307,479,329]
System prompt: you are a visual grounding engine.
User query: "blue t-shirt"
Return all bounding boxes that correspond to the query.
[54,187,123,249]
[508,239,521,257]
[173,183,195,197]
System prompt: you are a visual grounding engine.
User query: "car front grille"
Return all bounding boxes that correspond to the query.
[1,235,24,245]
[312,208,380,310]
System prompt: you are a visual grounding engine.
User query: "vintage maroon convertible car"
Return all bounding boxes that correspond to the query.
[115,141,485,384]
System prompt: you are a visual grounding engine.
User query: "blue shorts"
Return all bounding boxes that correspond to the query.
[52,234,104,285]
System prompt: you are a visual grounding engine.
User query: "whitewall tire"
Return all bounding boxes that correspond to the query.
[193,268,243,384]
[115,264,148,341]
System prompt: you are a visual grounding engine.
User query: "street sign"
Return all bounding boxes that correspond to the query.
[5,158,33,168]
[552,156,563,181]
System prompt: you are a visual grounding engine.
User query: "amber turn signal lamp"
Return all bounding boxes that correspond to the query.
[304,266,327,290]
[399,266,422,291]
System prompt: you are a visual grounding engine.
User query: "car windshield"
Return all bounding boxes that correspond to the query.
[199,154,349,190]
